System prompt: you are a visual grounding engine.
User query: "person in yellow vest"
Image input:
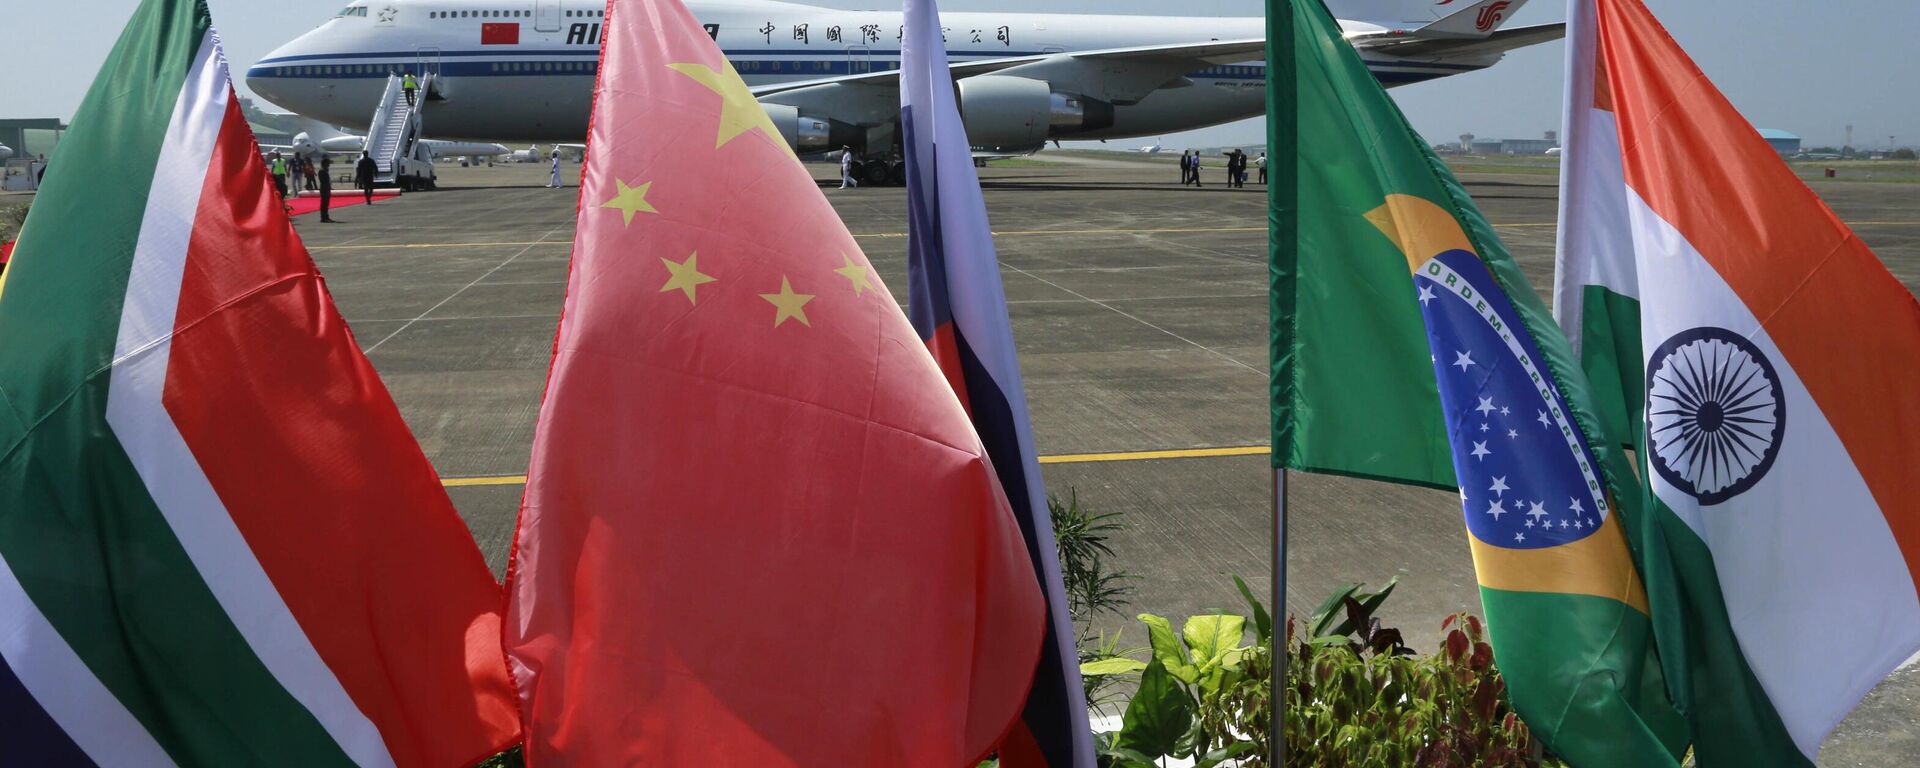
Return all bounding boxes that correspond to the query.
[268,151,288,198]
[402,71,419,107]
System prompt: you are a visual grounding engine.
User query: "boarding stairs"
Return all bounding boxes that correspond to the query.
[364,72,435,188]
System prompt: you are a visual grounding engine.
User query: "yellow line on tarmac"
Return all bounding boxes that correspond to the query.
[1036,445,1271,464]
[438,444,1271,488]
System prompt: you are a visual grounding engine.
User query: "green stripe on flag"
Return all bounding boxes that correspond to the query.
[1636,494,1810,767]
[1577,286,1643,449]
[1480,588,1688,768]
[0,0,362,762]
[0,394,360,765]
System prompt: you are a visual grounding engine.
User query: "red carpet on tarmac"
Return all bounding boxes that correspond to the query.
[286,189,400,217]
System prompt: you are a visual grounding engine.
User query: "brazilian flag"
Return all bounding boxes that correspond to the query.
[1267,1,1686,764]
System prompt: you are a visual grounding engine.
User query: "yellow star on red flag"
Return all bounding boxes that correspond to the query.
[760,277,815,327]
[834,253,874,297]
[601,178,658,226]
[667,62,788,150]
[659,252,717,304]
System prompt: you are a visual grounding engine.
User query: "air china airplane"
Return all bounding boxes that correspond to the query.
[248,0,1559,182]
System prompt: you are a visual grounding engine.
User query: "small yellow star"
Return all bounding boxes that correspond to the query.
[760,277,815,327]
[834,252,874,297]
[659,251,717,304]
[667,62,787,150]
[601,178,657,226]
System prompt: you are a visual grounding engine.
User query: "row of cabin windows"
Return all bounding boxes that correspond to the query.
[427,9,605,19]
[266,62,596,75]
[734,60,899,73]
[1199,65,1264,77]
[490,61,597,73]
[273,64,413,75]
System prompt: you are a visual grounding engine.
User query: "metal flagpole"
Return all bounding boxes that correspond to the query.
[1271,468,1287,767]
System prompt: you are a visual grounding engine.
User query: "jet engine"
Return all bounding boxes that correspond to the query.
[762,104,857,155]
[955,76,1115,152]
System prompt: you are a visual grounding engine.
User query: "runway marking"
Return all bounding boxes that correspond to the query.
[438,444,1272,488]
[1000,262,1268,376]
[361,226,568,354]
[1035,445,1270,464]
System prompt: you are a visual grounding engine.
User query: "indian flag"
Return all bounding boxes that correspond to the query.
[0,0,519,764]
[1555,0,1920,764]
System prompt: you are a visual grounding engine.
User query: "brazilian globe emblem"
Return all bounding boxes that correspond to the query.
[1645,327,1786,505]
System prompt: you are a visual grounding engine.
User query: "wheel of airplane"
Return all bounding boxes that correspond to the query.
[888,163,907,187]
[864,161,891,187]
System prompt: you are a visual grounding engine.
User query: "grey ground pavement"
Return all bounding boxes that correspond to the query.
[16,151,1911,762]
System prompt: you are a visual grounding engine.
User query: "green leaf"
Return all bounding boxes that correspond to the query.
[1079,656,1148,676]
[1193,741,1257,768]
[1308,582,1362,638]
[1182,615,1247,668]
[1137,613,1200,684]
[1232,574,1274,643]
[1116,656,1195,759]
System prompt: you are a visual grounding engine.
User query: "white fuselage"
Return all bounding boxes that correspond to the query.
[248,0,1480,143]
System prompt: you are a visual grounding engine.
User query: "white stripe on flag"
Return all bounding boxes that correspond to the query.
[1626,186,1920,756]
[103,32,396,768]
[0,555,176,766]
[1551,0,1638,346]
[901,0,1094,762]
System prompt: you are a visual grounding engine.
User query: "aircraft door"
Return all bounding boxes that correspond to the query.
[416,47,442,80]
[535,0,561,32]
[846,45,872,75]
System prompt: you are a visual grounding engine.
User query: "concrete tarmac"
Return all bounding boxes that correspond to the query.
[289,155,1917,763]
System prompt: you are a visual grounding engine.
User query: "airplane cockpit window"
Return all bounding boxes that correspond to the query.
[336,6,368,17]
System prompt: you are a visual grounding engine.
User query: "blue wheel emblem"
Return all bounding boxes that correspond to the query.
[1645,327,1785,505]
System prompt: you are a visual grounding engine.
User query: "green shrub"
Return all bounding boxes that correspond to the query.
[1051,489,1138,713]
[1085,578,1566,768]
[0,203,27,244]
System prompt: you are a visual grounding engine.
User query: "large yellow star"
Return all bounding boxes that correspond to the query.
[667,62,786,150]
[760,277,815,328]
[834,252,874,297]
[601,178,657,226]
[659,251,717,304]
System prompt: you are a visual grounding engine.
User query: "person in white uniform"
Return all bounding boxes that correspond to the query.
[839,146,857,189]
[548,149,563,189]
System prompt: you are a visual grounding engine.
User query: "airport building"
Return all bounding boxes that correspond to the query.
[1759,128,1802,157]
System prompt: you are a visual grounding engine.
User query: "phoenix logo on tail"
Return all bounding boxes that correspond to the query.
[1476,1,1512,31]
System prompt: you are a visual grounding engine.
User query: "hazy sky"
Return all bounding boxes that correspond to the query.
[2,0,1914,150]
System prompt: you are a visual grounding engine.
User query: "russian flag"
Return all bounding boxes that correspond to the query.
[899,0,1092,764]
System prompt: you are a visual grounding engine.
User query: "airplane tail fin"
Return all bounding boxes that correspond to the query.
[1412,0,1528,38]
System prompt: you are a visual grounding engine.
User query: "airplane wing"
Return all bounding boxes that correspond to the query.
[752,37,1274,101]
[1350,23,1565,59]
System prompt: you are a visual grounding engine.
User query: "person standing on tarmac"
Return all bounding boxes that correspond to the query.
[839,145,858,189]
[1256,152,1267,185]
[318,154,336,222]
[268,151,289,198]
[1178,150,1190,186]
[402,71,419,107]
[547,149,564,188]
[355,151,378,205]
[1189,151,1204,187]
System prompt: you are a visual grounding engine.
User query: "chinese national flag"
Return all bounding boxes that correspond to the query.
[480,22,519,45]
[500,0,1046,764]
